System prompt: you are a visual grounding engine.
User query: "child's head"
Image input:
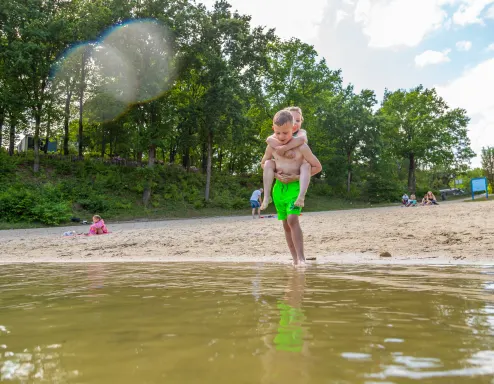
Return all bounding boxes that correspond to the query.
[284,106,303,132]
[93,215,102,223]
[272,110,294,144]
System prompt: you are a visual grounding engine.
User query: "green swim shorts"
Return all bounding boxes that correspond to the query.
[273,180,302,221]
[273,301,305,353]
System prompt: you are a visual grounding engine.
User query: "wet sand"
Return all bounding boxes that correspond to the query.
[1,201,493,264]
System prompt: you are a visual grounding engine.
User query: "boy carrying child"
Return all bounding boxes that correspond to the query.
[261,110,322,266]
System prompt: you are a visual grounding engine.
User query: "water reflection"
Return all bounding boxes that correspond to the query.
[1,264,494,383]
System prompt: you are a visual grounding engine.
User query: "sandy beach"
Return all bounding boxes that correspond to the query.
[1,200,493,265]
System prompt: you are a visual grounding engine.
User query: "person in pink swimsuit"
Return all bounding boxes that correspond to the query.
[88,215,108,235]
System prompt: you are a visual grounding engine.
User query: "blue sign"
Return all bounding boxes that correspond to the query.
[470,177,488,200]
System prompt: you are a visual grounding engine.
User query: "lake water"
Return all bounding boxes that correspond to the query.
[1,263,494,383]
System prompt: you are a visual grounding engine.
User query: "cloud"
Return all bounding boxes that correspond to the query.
[335,9,349,26]
[415,49,451,67]
[486,4,494,18]
[486,43,494,51]
[456,40,472,51]
[353,0,448,48]
[436,59,494,167]
[198,0,327,42]
[452,0,494,25]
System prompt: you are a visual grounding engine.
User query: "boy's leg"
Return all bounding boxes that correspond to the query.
[257,207,261,219]
[282,220,299,265]
[261,160,276,210]
[287,215,304,264]
[295,162,311,208]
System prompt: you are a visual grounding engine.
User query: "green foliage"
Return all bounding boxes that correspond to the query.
[481,147,494,188]
[0,183,71,224]
[0,0,476,222]
[365,174,402,204]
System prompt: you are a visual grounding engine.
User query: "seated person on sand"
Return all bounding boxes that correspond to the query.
[261,106,311,210]
[402,193,409,206]
[421,194,430,206]
[87,215,109,236]
[406,194,417,207]
[427,191,439,205]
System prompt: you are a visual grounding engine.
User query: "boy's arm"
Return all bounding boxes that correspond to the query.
[299,144,322,176]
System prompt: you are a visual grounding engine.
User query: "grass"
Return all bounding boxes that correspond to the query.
[464,196,491,202]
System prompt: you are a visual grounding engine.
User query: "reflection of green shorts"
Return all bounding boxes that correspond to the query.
[274,301,304,353]
[273,180,302,221]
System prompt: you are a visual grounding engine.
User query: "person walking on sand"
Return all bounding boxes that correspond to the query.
[250,188,263,219]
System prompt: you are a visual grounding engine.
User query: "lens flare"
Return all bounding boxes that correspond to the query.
[51,19,175,122]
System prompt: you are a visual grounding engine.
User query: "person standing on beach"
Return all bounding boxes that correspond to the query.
[260,110,322,266]
[250,188,264,219]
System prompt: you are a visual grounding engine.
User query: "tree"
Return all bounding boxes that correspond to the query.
[317,86,377,193]
[481,147,494,188]
[379,86,474,194]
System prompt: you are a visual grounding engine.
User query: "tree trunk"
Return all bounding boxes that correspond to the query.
[205,131,213,201]
[408,153,416,194]
[346,151,352,194]
[33,109,41,172]
[8,114,15,156]
[169,141,176,163]
[101,125,106,157]
[78,49,87,159]
[63,87,72,155]
[44,110,52,154]
[201,142,207,173]
[0,106,4,149]
[142,144,156,206]
[182,147,189,170]
[218,149,223,172]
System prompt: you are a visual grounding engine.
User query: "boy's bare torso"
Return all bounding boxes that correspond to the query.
[271,145,306,176]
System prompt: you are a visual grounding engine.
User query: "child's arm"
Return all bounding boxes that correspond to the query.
[260,145,274,168]
[299,144,322,176]
[267,130,308,157]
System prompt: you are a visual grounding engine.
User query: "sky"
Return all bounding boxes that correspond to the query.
[200,0,494,168]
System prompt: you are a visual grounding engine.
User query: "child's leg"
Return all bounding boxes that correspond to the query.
[294,162,311,208]
[261,160,276,210]
[287,215,305,265]
[282,220,298,265]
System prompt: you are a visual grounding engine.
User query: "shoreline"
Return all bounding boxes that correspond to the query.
[1,201,493,265]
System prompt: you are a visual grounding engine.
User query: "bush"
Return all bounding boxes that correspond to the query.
[77,196,110,213]
[0,185,71,225]
[309,182,332,197]
[31,201,72,225]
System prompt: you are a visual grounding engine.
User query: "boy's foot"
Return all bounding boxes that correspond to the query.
[294,197,305,207]
[260,199,269,210]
